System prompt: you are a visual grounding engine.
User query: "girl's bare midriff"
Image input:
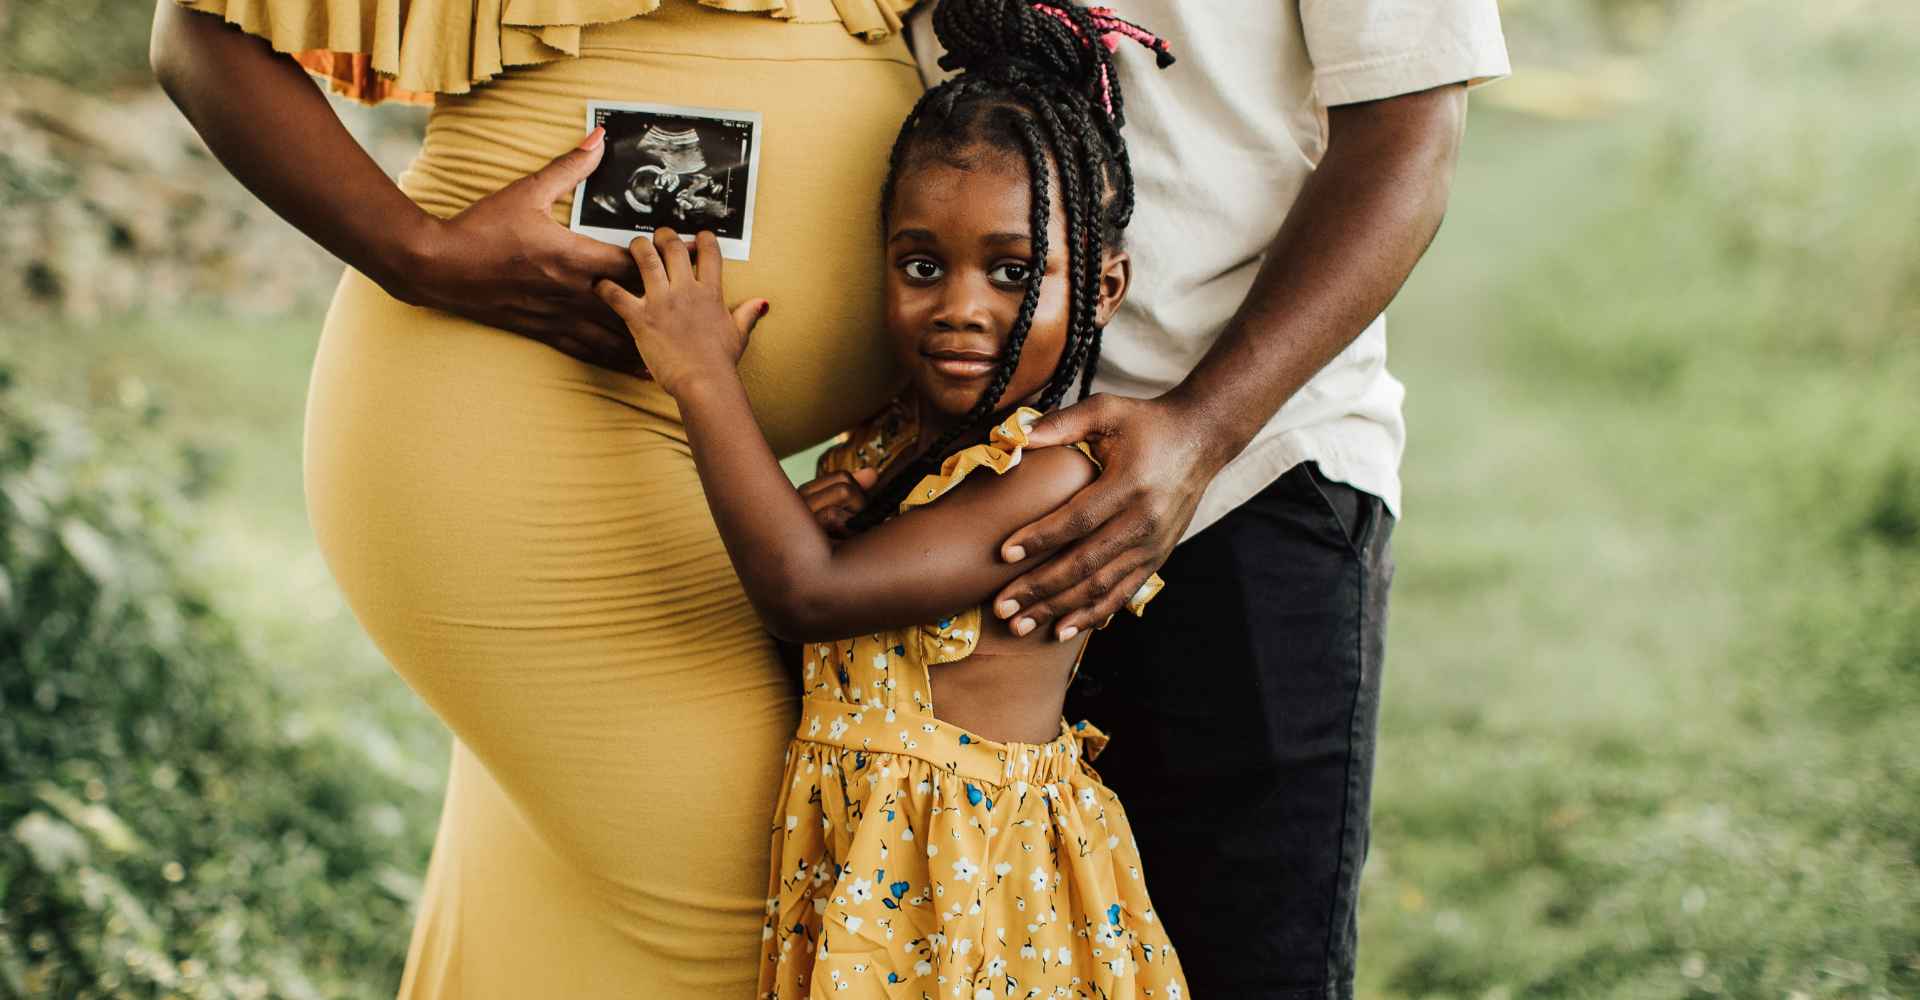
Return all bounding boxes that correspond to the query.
[928,632,1086,744]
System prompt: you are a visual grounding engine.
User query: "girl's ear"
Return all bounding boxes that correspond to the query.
[1093,249,1132,327]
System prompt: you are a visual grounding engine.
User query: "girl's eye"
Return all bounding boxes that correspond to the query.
[989,261,1033,285]
[901,259,944,282]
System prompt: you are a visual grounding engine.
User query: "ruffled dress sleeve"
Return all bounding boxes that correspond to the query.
[173,0,922,106]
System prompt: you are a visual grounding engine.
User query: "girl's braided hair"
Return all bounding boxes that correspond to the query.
[853,0,1173,529]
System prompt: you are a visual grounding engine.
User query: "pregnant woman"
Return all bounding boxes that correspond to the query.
[150,1,922,995]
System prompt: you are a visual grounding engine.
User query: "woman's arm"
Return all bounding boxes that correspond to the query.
[597,230,1095,642]
[149,2,644,372]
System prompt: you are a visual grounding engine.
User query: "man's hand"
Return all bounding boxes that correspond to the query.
[390,128,651,376]
[990,393,1227,641]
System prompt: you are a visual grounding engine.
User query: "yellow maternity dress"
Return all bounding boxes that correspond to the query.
[170,1,923,995]
[762,404,1187,999]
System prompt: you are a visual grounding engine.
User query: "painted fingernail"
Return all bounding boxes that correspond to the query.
[995,600,1019,619]
[759,301,771,316]
[578,126,605,151]
[1013,617,1035,637]
[1056,625,1079,642]
[1004,545,1026,563]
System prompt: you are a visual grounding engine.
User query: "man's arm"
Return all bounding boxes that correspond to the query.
[991,82,1469,639]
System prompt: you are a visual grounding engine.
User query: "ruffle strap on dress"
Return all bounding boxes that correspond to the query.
[174,0,919,105]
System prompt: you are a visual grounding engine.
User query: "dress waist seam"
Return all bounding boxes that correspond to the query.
[792,697,1101,787]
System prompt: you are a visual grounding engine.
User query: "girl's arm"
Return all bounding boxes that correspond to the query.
[598,231,1097,642]
[148,2,643,372]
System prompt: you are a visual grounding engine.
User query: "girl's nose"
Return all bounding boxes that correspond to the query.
[932,279,994,332]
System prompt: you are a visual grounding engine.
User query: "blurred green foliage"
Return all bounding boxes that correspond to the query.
[0,374,427,999]
[0,0,157,90]
[1357,3,1920,997]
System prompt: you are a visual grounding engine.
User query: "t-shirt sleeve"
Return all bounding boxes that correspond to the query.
[1300,0,1512,107]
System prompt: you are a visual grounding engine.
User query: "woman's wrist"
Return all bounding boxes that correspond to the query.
[364,209,450,303]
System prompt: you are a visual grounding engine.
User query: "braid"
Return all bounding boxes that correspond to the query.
[852,0,1171,529]
[853,104,1056,528]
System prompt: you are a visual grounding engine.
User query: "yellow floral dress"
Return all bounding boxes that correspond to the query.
[758,402,1187,1000]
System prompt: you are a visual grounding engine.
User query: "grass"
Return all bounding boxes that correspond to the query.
[2,1,1915,995]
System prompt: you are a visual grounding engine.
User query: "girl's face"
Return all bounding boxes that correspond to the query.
[884,148,1128,431]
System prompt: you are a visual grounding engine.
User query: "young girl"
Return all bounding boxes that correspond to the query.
[595,2,1185,995]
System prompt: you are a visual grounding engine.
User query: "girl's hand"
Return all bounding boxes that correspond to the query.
[798,469,880,539]
[594,228,768,397]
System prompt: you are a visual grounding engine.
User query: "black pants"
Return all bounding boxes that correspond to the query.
[1069,462,1395,999]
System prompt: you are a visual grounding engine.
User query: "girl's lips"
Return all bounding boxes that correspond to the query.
[922,351,999,379]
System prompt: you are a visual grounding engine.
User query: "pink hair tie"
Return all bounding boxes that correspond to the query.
[1028,2,1175,117]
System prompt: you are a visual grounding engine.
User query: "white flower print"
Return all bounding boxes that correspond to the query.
[1167,983,1183,999]
[1078,787,1097,809]
[952,857,979,883]
[1029,868,1048,893]
[843,914,863,934]
[828,718,849,740]
[952,937,973,956]
[849,878,872,903]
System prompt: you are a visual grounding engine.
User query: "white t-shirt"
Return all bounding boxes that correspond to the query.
[906,1,1511,536]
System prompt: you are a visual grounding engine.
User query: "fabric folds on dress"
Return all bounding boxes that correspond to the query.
[174,0,919,104]
[758,406,1185,998]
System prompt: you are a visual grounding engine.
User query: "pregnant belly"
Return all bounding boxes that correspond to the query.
[397,7,923,454]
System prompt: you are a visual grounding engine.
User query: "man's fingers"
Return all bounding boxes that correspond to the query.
[1051,563,1157,641]
[525,127,606,207]
[999,481,1127,563]
[851,467,879,490]
[992,530,1113,627]
[694,231,723,285]
[1021,392,1116,450]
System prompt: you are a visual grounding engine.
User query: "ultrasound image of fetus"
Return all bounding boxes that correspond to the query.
[590,125,740,228]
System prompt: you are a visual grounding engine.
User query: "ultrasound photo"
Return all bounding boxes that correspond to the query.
[570,101,764,261]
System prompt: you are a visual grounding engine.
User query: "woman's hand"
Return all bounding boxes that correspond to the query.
[149,6,650,374]
[593,229,769,398]
[386,129,652,375]
[798,469,880,538]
